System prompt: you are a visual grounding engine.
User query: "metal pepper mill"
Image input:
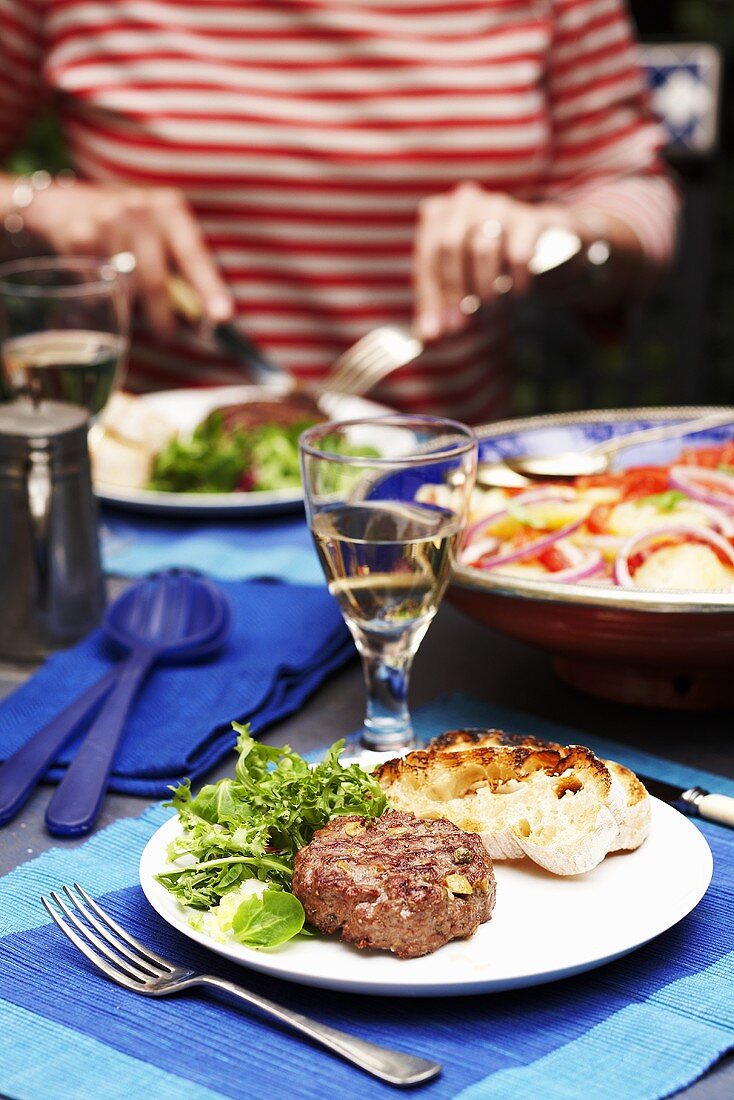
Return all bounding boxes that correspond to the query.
[0,399,105,659]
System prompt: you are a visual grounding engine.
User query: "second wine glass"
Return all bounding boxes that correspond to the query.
[300,415,477,762]
[0,256,130,416]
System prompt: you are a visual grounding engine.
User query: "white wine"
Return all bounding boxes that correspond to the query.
[2,329,126,415]
[311,501,459,637]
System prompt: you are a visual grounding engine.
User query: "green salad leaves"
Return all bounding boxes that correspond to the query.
[636,489,687,512]
[148,414,314,494]
[232,890,305,948]
[157,724,387,948]
[148,413,382,495]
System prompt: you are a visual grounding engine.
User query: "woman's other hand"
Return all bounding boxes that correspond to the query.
[23,180,233,335]
[413,182,590,342]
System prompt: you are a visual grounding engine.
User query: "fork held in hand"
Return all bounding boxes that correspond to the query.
[42,884,441,1088]
[326,325,423,396]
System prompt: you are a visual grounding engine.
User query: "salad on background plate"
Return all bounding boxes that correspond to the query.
[91,390,325,495]
[89,385,393,516]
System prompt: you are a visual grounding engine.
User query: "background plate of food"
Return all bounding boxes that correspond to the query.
[90,383,393,517]
[447,406,734,709]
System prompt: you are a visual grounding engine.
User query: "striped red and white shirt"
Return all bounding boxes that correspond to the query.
[0,0,678,422]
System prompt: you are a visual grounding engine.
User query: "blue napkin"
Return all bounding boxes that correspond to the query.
[100,509,323,584]
[0,695,732,1100]
[0,580,354,796]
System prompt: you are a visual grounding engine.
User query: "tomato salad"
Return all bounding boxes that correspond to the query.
[434,442,734,591]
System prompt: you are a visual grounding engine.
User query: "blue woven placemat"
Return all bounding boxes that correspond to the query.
[1,694,732,1100]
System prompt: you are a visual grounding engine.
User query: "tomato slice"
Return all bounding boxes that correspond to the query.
[679,445,725,468]
[721,442,734,467]
[535,545,570,572]
[586,503,612,533]
[619,467,670,500]
[574,474,619,490]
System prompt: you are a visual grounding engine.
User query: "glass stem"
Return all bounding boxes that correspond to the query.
[355,626,429,753]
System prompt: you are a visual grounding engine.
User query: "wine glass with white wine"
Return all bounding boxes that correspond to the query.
[0,256,130,415]
[300,415,477,764]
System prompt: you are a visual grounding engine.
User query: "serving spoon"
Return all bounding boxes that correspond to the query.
[0,574,231,828]
[44,571,231,837]
[476,410,734,488]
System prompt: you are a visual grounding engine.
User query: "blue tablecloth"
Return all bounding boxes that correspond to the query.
[1,694,731,1100]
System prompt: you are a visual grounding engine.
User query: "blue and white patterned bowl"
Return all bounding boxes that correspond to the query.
[450,407,734,708]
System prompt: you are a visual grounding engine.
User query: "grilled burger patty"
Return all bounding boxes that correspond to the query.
[211,393,323,433]
[292,809,496,958]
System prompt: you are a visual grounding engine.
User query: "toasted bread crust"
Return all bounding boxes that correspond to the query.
[605,760,652,850]
[375,727,650,875]
[432,728,565,754]
[375,742,612,799]
[606,760,648,806]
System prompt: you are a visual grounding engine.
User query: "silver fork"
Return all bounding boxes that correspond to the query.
[326,325,423,397]
[41,884,441,1088]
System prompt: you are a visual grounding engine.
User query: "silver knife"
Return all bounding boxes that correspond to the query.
[638,773,734,829]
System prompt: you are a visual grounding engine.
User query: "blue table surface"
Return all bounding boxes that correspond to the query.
[1,594,731,1100]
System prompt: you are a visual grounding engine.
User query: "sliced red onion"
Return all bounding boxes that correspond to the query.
[459,536,500,567]
[467,518,585,570]
[512,486,578,505]
[669,465,734,512]
[681,498,734,536]
[469,535,602,582]
[614,524,734,588]
[464,507,512,546]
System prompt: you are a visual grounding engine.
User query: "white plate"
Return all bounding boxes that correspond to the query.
[139,800,712,997]
[94,384,393,517]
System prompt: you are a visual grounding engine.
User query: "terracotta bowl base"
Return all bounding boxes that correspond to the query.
[554,656,734,710]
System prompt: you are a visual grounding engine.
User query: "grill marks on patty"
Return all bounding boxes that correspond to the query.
[292,810,496,959]
[210,393,324,434]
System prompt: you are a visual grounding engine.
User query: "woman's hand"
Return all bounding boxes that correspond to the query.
[413,182,591,342]
[23,180,233,335]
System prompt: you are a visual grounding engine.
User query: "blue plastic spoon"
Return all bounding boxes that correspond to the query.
[41,571,230,837]
[0,571,230,828]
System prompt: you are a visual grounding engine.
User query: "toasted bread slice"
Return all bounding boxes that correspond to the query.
[88,428,155,490]
[605,760,652,851]
[375,743,620,876]
[98,392,177,451]
[428,728,650,854]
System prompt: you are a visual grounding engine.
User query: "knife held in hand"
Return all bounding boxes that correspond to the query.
[638,774,734,829]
